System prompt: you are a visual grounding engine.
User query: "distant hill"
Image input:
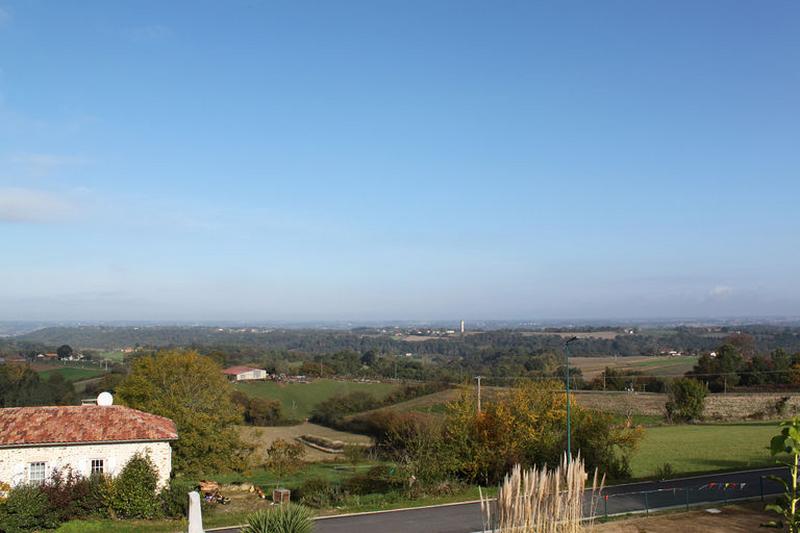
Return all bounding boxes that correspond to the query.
[13,324,800,357]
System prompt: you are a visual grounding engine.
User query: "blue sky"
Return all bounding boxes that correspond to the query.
[0,1,798,321]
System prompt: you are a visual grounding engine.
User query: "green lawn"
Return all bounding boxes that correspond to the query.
[56,519,186,533]
[607,413,664,427]
[37,367,106,382]
[234,379,400,419]
[630,422,781,479]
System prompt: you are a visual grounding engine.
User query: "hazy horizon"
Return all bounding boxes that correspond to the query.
[2,1,798,321]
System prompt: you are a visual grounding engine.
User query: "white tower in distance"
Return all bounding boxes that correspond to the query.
[460,320,465,335]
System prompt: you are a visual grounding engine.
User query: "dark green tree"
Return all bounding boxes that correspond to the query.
[116,349,245,475]
[665,378,707,422]
[56,345,74,360]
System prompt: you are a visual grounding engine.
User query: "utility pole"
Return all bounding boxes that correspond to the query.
[564,337,578,464]
[394,360,398,381]
[475,376,482,414]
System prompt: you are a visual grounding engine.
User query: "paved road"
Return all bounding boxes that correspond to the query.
[212,466,788,533]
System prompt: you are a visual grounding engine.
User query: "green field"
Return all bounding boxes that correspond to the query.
[625,355,699,374]
[97,350,126,362]
[571,355,698,380]
[630,422,780,478]
[37,367,106,382]
[234,379,400,419]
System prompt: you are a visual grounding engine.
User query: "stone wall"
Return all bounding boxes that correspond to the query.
[0,440,172,488]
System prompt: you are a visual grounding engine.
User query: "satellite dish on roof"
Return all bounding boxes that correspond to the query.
[97,392,114,406]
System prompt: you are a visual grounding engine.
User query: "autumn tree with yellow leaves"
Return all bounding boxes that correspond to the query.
[438,380,641,484]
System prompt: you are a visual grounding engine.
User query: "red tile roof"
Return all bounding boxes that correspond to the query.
[222,366,263,375]
[0,406,178,447]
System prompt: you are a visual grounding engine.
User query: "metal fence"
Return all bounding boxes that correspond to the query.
[593,473,786,519]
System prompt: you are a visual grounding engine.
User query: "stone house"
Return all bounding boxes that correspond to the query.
[0,404,178,488]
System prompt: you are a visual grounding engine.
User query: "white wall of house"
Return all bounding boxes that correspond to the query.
[236,369,266,380]
[0,441,172,488]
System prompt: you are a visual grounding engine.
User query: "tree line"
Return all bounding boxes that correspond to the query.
[14,325,800,359]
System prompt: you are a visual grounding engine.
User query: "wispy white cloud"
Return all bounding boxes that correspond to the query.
[0,187,78,223]
[0,6,10,28]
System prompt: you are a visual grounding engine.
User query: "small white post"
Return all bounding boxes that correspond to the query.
[188,491,204,533]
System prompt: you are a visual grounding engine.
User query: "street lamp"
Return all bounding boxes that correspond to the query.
[564,336,578,463]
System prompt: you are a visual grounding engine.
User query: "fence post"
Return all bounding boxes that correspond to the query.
[684,488,689,511]
[604,494,608,519]
[644,492,649,516]
[760,476,764,502]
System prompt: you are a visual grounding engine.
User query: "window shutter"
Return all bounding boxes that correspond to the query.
[12,463,24,486]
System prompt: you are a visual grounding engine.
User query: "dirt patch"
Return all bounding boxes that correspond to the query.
[573,391,667,417]
[238,423,372,462]
[705,393,800,420]
[594,502,773,532]
[577,391,800,421]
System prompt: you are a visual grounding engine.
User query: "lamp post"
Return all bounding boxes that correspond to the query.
[564,336,578,463]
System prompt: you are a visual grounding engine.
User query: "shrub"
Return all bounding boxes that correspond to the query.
[0,484,60,533]
[241,503,315,533]
[37,468,111,521]
[774,396,791,418]
[247,397,284,426]
[40,467,78,521]
[160,478,198,518]
[264,439,306,486]
[342,465,402,495]
[665,378,707,422]
[232,391,285,426]
[109,453,162,519]
[72,474,112,518]
[343,444,365,470]
[296,477,343,508]
[571,409,642,481]
[654,462,674,480]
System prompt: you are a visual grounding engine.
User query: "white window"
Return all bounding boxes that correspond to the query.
[91,459,104,475]
[29,462,46,483]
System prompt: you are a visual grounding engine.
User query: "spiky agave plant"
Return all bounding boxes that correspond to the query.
[241,503,315,533]
[480,453,605,533]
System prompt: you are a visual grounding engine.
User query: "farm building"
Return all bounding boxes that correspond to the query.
[0,403,177,488]
[222,365,268,381]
